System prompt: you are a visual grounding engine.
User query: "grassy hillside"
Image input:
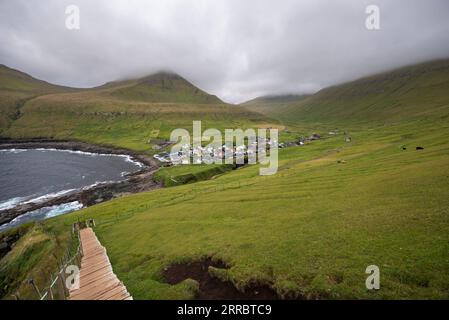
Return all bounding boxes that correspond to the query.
[243,94,310,105]
[1,59,449,299]
[1,70,272,151]
[41,119,449,299]
[106,72,222,104]
[0,65,74,134]
[244,59,449,126]
[0,223,74,299]
[241,94,310,125]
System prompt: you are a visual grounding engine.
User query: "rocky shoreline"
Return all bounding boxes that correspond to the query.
[0,139,162,226]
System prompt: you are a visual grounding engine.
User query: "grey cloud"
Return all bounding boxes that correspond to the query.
[1,0,448,103]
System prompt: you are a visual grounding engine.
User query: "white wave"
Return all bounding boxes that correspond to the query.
[0,201,83,232]
[33,148,145,167]
[1,147,145,168]
[0,179,120,214]
[0,148,27,154]
[122,154,145,168]
[121,171,130,177]
[21,188,77,205]
[0,196,30,210]
[0,147,144,213]
[45,201,84,218]
[82,180,115,190]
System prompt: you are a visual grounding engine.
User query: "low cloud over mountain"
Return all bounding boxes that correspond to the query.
[1,0,448,103]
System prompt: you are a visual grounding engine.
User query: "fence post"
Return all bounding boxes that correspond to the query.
[79,235,83,257]
[26,279,42,299]
[10,293,20,300]
[49,275,54,300]
[76,249,82,267]
[31,224,84,300]
[58,270,67,300]
[50,288,54,300]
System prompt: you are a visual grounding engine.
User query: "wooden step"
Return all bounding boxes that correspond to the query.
[69,228,132,300]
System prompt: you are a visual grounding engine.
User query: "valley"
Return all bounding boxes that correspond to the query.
[1,59,449,300]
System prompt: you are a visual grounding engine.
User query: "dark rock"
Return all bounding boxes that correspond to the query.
[0,233,20,259]
[0,243,9,259]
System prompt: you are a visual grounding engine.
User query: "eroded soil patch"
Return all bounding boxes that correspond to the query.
[163,258,278,300]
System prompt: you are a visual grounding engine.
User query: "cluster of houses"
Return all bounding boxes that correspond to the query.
[153,137,279,165]
[153,133,328,166]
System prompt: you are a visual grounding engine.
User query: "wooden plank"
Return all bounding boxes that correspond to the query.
[70,274,118,295]
[71,280,120,299]
[69,228,132,300]
[80,262,109,274]
[96,285,127,300]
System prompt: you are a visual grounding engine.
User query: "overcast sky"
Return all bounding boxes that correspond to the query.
[1,0,449,103]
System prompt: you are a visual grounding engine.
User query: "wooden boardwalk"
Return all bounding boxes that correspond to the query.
[69,228,132,300]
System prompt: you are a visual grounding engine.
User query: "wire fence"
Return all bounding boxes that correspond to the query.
[23,219,96,300]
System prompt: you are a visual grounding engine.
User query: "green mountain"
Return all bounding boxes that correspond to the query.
[0,65,73,133]
[241,94,310,122]
[243,94,310,105]
[0,64,73,93]
[103,72,223,104]
[0,68,271,150]
[244,59,449,124]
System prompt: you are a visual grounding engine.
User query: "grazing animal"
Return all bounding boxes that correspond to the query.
[416,146,424,150]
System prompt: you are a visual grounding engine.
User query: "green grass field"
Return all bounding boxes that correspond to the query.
[1,59,449,299]
[154,164,235,187]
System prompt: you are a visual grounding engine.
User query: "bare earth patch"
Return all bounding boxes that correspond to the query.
[162,258,279,300]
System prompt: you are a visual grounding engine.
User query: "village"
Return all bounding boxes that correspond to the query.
[153,132,338,166]
[154,135,278,165]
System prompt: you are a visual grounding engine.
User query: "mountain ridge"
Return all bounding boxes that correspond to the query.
[0,64,74,93]
[0,65,269,150]
[243,58,449,123]
[242,94,311,105]
[102,71,223,104]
